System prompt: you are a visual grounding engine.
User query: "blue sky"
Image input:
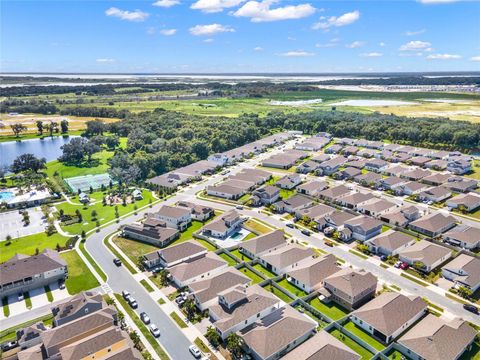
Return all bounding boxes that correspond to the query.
[1,0,480,73]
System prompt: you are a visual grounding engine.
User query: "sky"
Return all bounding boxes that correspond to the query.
[1,0,480,73]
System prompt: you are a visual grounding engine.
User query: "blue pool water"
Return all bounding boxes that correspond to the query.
[0,191,14,201]
[230,232,243,240]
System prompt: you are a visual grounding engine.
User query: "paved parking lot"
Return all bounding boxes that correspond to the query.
[0,208,47,240]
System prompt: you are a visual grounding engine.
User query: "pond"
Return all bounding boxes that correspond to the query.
[0,136,78,168]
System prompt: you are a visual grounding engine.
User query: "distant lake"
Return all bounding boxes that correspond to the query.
[1,136,78,168]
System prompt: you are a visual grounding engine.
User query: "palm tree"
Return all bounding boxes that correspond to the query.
[129,331,141,350]
[226,332,243,358]
[205,326,221,348]
[184,298,196,321]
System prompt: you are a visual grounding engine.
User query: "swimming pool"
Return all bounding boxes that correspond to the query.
[0,191,14,202]
[230,232,243,240]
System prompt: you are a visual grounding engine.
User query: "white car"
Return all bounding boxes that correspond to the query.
[189,345,202,358]
[149,324,160,338]
[394,261,403,268]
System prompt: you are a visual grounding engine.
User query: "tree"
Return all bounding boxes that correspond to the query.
[184,298,196,321]
[11,153,46,173]
[91,210,97,220]
[129,331,141,349]
[457,286,473,299]
[205,326,221,348]
[84,120,106,137]
[158,269,169,286]
[105,135,120,149]
[10,123,27,137]
[49,121,58,136]
[36,120,43,135]
[413,261,425,271]
[84,141,101,162]
[226,333,243,358]
[60,119,69,133]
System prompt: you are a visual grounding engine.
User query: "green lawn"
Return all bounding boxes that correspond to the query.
[56,189,155,235]
[2,297,9,317]
[218,252,239,266]
[328,329,375,360]
[112,236,159,265]
[149,275,165,289]
[140,279,155,293]
[0,232,69,263]
[244,219,273,234]
[308,297,349,321]
[386,349,412,360]
[279,188,295,200]
[264,284,294,303]
[343,321,386,351]
[294,305,328,328]
[230,249,252,262]
[170,311,188,328]
[45,286,54,302]
[60,250,99,294]
[253,263,277,278]
[460,341,480,360]
[276,278,307,298]
[238,266,264,284]
[194,238,217,251]
[167,220,205,247]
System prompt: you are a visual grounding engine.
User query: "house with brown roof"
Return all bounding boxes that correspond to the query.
[201,209,243,239]
[380,176,408,190]
[397,315,477,360]
[445,177,477,193]
[52,291,105,327]
[401,168,432,181]
[0,249,67,298]
[408,213,457,237]
[365,159,389,173]
[287,254,340,293]
[209,284,281,340]
[276,174,303,190]
[316,211,358,231]
[398,240,452,272]
[240,305,317,360]
[262,154,298,169]
[322,269,378,311]
[295,203,335,221]
[252,185,280,206]
[336,192,375,210]
[442,254,480,292]
[351,292,427,344]
[273,194,314,214]
[318,156,349,175]
[122,218,179,247]
[395,181,432,196]
[296,180,328,197]
[354,172,382,187]
[443,225,480,250]
[281,330,360,360]
[176,201,214,221]
[259,244,316,275]
[357,198,398,218]
[206,183,248,200]
[425,159,449,170]
[344,216,383,242]
[152,205,192,230]
[318,184,352,203]
[239,230,287,259]
[422,172,452,186]
[143,240,207,269]
[380,205,421,227]
[168,252,229,287]
[296,160,321,174]
[189,268,251,311]
[410,156,432,167]
[446,192,480,212]
[417,186,452,203]
[366,230,416,256]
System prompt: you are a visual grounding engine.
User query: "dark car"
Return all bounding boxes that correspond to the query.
[380,255,388,261]
[286,223,295,228]
[1,341,18,352]
[113,258,122,266]
[301,229,311,236]
[463,304,479,314]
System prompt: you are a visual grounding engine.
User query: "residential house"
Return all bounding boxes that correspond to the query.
[397,315,477,360]
[176,201,214,221]
[417,186,452,203]
[239,230,287,259]
[358,148,377,158]
[422,173,452,186]
[443,225,480,250]
[311,153,331,163]
[287,254,340,293]
[153,205,192,230]
[122,218,179,247]
[296,180,328,197]
[132,189,143,200]
[401,168,432,181]
[448,160,472,175]
[273,194,314,214]
[276,174,302,190]
[380,205,421,227]
[52,292,105,327]
[383,165,409,177]
[16,322,47,350]
[142,240,207,269]
[318,156,348,175]
[206,183,246,200]
[318,184,352,203]
[442,254,480,292]
[240,305,317,360]
[201,210,243,239]
[251,185,280,206]
[336,192,375,210]
[398,240,452,272]
[354,172,383,188]
[366,230,416,256]
[338,137,356,145]
[259,244,315,275]
[210,284,281,340]
[445,177,477,193]
[408,213,457,237]
[365,159,389,173]
[322,269,378,310]
[342,146,360,156]
[295,136,330,151]
[357,198,398,218]
[0,249,67,298]
[208,153,229,166]
[345,158,367,169]
[410,156,432,167]
[317,211,357,231]
[351,293,427,344]
[344,216,383,242]
[189,268,251,311]
[240,168,272,183]
[281,331,360,360]
[395,181,432,196]
[325,144,343,154]
[334,167,362,180]
[380,176,408,190]
[425,159,449,170]
[168,252,228,287]
[296,160,320,174]
[295,203,335,221]
[446,193,480,212]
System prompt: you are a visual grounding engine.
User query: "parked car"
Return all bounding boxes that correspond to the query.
[394,261,403,268]
[1,341,18,352]
[128,297,138,309]
[286,223,295,228]
[18,293,24,301]
[113,258,122,266]
[400,262,409,270]
[380,255,388,261]
[324,240,334,247]
[189,345,202,358]
[463,304,479,314]
[152,266,163,274]
[58,280,66,290]
[140,312,151,324]
[301,229,311,236]
[149,324,160,337]
[122,290,130,299]
[235,205,244,210]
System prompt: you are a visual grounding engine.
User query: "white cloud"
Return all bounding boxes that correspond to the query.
[254,46,263,51]
[379,42,386,47]
[105,7,149,22]
[360,52,383,57]
[404,29,426,36]
[233,1,316,22]
[159,28,177,36]
[203,38,214,43]
[191,0,244,13]
[312,10,360,30]
[399,40,432,51]
[470,56,480,62]
[278,50,314,57]
[189,23,235,36]
[426,53,461,60]
[152,0,180,7]
[96,58,116,63]
[418,0,460,3]
[346,41,364,48]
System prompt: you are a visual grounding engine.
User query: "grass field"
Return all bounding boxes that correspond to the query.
[60,250,99,294]
[264,284,294,303]
[238,266,264,284]
[0,232,69,262]
[343,321,386,351]
[308,297,349,321]
[218,252,239,266]
[170,311,188,328]
[230,249,251,261]
[244,218,274,234]
[252,263,277,278]
[112,236,159,264]
[328,328,375,360]
[276,278,307,298]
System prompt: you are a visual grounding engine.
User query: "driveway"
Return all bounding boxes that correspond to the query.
[0,208,47,240]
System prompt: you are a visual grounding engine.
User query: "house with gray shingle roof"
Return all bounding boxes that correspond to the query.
[366,230,416,256]
[143,240,207,269]
[443,225,480,250]
[287,254,340,293]
[259,244,315,275]
[296,180,328,197]
[442,254,480,292]
[168,252,228,287]
[239,230,287,259]
[357,198,398,218]
[398,240,452,272]
[446,192,480,212]
[408,213,457,237]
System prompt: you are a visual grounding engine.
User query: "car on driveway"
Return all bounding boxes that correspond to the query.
[140,312,151,324]
[463,304,479,314]
[189,345,202,358]
[400,262,409,270]
[149,324,160,337]
[18,293,24,301]
[113,258,122,266]
[394,261,403,268]
[1,341,18,352]
[380,255,388,261]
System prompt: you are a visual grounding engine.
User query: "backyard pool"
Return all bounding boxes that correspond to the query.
[0,191,14,202]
